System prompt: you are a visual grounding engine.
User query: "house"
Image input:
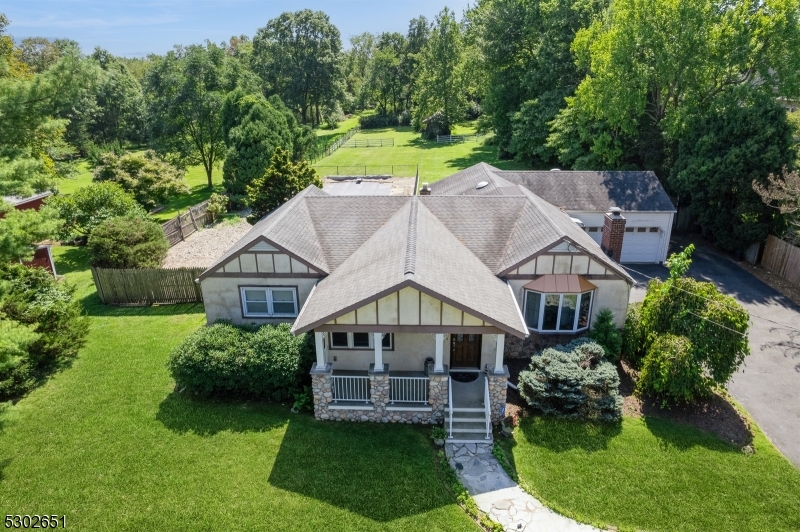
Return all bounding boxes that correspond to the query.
[1,192,57,276]
[199,180,633,441]
[429,163,676,263]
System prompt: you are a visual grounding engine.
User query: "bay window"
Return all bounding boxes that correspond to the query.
[524,290,593,332]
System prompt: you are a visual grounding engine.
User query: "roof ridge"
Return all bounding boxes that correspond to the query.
[404,197,418,277]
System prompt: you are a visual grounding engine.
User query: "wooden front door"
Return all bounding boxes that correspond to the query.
[450,334,482,368]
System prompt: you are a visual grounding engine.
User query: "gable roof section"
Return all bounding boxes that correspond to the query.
[498,170,675,212]
[292,198,529,337]
[431,164,675,212]
[430,162,521,196]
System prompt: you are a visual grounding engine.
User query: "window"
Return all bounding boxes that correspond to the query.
[587,227,599,233]
[649,227,659,233]
[636,227,646,233]
[523,290,593,332]
[625,227,634,233]
[240,287,298,317]
[328,332,393,350]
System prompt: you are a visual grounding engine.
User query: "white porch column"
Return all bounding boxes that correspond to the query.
[314,331,326,368]
[434,333,445,373]
[373,333,384,372]
[494,334,505,373]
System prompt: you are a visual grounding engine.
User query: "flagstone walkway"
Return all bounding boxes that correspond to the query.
[446,442,601,532]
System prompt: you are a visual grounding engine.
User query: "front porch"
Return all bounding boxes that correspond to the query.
[309,331,510,437]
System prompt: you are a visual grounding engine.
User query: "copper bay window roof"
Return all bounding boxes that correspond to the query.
[522,274,597,293]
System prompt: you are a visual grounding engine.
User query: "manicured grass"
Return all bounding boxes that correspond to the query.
[0,246,478,532]
[55,160,223,222]
[500,416,800,532]
[312,124,530,182]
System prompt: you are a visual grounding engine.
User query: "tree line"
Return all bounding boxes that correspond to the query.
[3,2,800,252]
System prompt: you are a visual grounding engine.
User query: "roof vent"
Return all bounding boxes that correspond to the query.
[476,181,489,189]
[550,168,561,172]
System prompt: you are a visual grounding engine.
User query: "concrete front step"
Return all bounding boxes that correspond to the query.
[446,432,493,443]
[446,405,485,413]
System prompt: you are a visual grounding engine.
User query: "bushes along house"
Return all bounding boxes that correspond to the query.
[167,321,315,401]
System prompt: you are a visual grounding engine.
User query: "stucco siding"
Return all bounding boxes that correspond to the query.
[201,276,318,325]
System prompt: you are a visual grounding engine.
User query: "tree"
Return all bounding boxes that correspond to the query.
[87,48,146,145]
[145,42,233,188]
[550,0,800,174]
[472,0,607,162]
[670,91,795,251]
[342,32,376,111]
[206,193,228,223]
[0,201,61,262]
[93,150,189,210]
[45,182,146,239]
[413,8,467,132]
[588,308,622,361]
[87,215,168,269]
[220,88,294,197]
[245,147,322,223]
[753,167,800,243]
[251,10,343,126]
[626,245,750,403]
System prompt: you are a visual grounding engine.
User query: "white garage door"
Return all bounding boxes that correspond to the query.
[620,228,662,263]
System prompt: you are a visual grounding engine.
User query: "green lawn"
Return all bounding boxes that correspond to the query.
[500,416,800,532]
[55,160,223,222]
[0,246,478,532]
[312,124,529,182]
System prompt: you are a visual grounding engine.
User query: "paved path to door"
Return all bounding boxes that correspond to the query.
[628,242,800,467]
[446,442,600,532]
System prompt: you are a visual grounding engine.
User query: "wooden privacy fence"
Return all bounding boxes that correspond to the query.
[342,138,394,148]
[161,200,210,247]
[92,267,205,306]
[761,235,800,286]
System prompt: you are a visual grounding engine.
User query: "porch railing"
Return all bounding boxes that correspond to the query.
[448,376,454,439]
[483,376,491,440]
[331,375,371,403]
[389,376,429,404]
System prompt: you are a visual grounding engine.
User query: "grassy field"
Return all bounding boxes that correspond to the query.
[0,246,478,532]
[312,124,529,182]
[500,416,800,532]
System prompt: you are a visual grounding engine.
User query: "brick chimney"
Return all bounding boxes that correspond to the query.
[419,182,431,195]
[601,207,626,262]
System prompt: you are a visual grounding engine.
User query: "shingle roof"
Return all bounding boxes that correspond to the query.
[431,164,676,212]
[291,198,530,337]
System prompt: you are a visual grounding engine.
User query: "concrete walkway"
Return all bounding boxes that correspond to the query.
[446,442,600,532]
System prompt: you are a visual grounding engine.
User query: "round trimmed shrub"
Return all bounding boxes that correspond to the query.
[87,215,168,269]
[167,322,315,401]
[518,338,622,422]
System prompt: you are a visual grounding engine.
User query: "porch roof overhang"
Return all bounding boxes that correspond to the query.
[523,274,597,294]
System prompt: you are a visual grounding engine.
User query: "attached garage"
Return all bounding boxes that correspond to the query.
[620,227,664,263]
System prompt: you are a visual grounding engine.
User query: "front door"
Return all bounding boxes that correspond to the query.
[450,334,482,369]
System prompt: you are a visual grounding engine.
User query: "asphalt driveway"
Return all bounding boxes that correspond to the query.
[627,242,800,467]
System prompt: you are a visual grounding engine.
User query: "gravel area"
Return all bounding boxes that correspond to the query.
[163,218,252,268]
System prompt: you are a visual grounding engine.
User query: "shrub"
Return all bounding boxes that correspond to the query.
[93,150,189,210]
[206,193,228,224]
[245,147,321,224]
[636,334,704,404]
[167,321,315,401]
[422,111,451,139]
[323,102,345,129]
[87,215,168,269]
[359,112,409,129]
[588,308,622,362]
[0,264,89,399]
[631,246,750,403]
[518,338,622,422]
[45,182,146,239]
[622,302,645,367]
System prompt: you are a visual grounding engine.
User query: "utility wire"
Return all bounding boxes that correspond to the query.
[621,264,800,333]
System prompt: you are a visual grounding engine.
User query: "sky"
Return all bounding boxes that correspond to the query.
[2,0,473,58]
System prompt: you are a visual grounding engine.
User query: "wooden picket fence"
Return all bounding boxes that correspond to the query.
[761,235,800,286]
[91,266,205,306]
[161,200,210,247]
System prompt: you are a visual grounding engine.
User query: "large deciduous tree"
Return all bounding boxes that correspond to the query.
[92,150,189,210]
[145,42,234,188]
[413,8,467,132]
[251,10,343,126]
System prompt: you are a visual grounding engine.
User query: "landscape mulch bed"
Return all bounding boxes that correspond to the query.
[503,357,753,448]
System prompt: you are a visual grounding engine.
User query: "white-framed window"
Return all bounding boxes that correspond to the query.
[240,287,298,317]
[523,290,593,332]
[329,332,393,350]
